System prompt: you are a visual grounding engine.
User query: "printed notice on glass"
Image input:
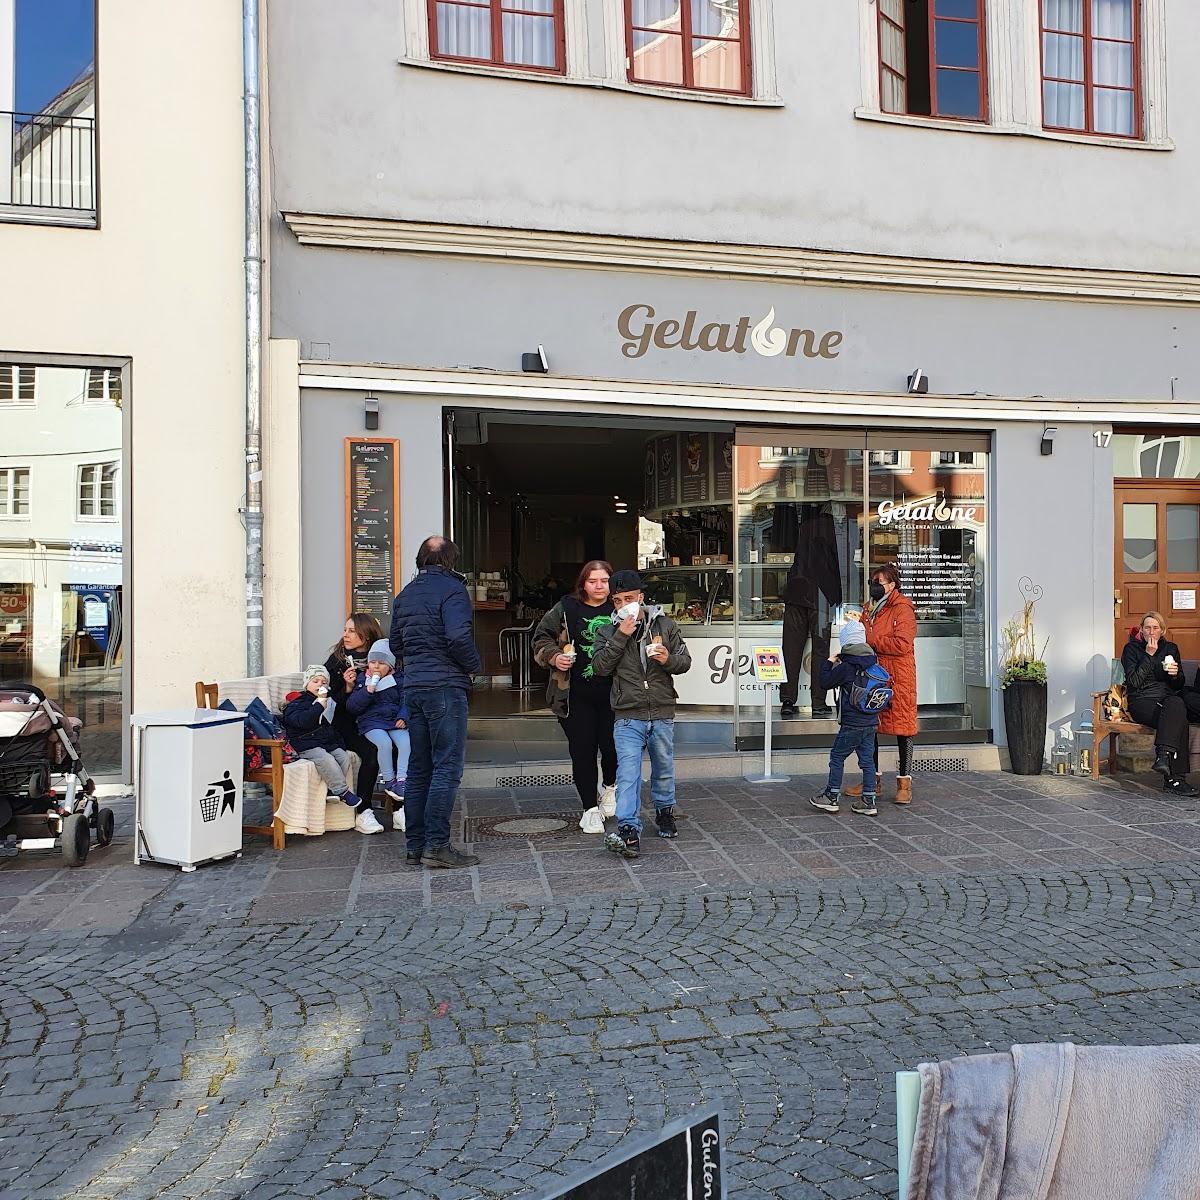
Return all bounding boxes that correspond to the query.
[897,546,972,616]
[345,438,400,628]
[1173,589,1197,611]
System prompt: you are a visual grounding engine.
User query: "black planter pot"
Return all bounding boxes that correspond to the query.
[1003,679,1048,775]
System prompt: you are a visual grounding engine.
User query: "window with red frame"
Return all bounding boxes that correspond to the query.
[1041,0,1140,137]
[626,1,751,96]
[878,0,988,122]
[429,0,565,73]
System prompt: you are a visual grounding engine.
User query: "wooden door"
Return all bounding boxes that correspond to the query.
[1115,484,1200,659]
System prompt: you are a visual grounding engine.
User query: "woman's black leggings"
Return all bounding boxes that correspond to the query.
[873,734,915,776]
[1128,693,1199,776]
[558,685,617,809]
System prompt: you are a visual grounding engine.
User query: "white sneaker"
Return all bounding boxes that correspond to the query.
[579,806,605,834]
[391,806,406,832]
[598,785,617,819]
[355,809,384,835]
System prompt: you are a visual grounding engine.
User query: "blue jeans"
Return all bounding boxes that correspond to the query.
[827,726,877,795]
[404,687,469,852]
[613,718,675,835]
[365,727,411,782]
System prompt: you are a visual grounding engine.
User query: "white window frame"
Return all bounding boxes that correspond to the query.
[869,449,913,471]
[856,0,1171,149]
[84,366,121,405]
[0,364,37,406]
[932,450,981,471]
[0,466,32,520]
[76,460,119,522]
[401,0,780,105]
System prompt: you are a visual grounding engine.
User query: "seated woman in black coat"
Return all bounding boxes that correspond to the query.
[1121,611,1198,797]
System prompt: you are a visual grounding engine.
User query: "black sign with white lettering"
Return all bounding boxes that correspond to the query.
[345,438,400,628]
[540,1110,724,1200]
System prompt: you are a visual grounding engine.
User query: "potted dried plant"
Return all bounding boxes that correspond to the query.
[1000,579,1049,775]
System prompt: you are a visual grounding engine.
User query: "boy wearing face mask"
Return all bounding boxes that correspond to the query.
[592,570,692,859]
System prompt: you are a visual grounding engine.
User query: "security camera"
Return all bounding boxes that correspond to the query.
[906,369,929,395]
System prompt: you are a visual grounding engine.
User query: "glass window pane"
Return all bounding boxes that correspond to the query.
[631,29,684,83]
[1092,0,1132,40]
[1167,506,1200,574]
[936,0,979,16]
[691,0,738,38]
[1044,80,1085,127]
[881,68,906,113]
[632,0,680,26]
[1093,39,1132,87]
[502,13,556,66]
[1094,87,1133,135]
[935,19,980,69]
[1123,503,1158,573]
[880,20,906,74]
[504,0,554,11]
[1043,32,1084,79]
[880,0,904,23]
[1043,0,1083,33]
[692,38,742,92]
[936,68,982,117]
[436,2,492,60]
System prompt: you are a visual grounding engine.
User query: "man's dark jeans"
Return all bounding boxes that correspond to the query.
[404,686,469,853]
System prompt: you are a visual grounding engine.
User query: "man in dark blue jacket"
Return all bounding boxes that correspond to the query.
[389,536,481,869]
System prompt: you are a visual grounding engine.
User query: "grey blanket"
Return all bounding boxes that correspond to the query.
[905,1043,1200,1200]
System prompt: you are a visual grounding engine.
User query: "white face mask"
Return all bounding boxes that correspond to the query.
[615,601,641,622]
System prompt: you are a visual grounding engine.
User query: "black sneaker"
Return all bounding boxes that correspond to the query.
[850,794,878,816]
[808,791,840,814]
[1165,777,1198,798]
[780,703,798,719]
[422,844,480,869]
[405,850,423,866]
[654,808,678,839]
[605,824,640,859]
[1152,748,1173,777]
[811,704,834,718]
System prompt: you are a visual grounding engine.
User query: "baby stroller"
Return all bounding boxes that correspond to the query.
[0,683,111,866]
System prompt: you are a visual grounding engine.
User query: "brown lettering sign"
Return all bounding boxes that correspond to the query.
[618,304,843,361]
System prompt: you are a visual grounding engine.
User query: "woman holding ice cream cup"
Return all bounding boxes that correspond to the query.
[533,560,618,828]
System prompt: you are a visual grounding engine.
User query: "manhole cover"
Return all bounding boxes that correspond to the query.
[462,811,581,843]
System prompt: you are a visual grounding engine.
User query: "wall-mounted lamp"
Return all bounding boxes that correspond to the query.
[364,393,379,431]
[906,369,929,395]
[1040,425,1057,456]
[521,345,549,374]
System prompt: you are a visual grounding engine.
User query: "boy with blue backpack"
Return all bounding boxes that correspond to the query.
[809,618,893,817]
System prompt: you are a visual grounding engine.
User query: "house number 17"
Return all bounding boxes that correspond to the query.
[1094,430,1112,448]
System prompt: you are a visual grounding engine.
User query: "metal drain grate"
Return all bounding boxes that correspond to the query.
[462,811,580,843]
[911,756,970,773]
[495,772,575,788]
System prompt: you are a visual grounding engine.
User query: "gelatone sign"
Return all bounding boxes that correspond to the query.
[618,303,844,361]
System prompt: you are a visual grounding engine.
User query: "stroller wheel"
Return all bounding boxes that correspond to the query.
[61,813,90,867]
[27,766,50,799]
[95,807,115,847]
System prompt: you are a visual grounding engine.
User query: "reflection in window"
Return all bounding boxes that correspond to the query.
[879,0,988,121]
[85,367,121,405]
[1122,502,1157,572]
[1113,434,1200,480]
[1167,505,1199,575]
[628,0,751,95]
[77,462,118,519]
[0,365,37,404]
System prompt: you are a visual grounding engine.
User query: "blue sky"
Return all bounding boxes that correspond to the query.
[14,0,94,113]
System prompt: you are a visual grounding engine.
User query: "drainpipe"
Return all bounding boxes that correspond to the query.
[242,0,264,675]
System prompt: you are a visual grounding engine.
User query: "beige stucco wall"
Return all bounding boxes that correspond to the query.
[0,2,248,728]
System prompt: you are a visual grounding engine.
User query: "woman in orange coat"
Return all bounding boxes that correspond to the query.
[860,563,919,805]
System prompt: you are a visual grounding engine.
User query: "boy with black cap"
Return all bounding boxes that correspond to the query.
[809,618,881,817]
[592,569,692,859]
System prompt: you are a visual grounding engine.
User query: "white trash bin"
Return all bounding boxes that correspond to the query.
[131,708,247,871]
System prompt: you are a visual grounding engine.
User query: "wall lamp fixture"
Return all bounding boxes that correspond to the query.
[364,393,379,431]
[1041,425,1057,456]
[521,345,549,374]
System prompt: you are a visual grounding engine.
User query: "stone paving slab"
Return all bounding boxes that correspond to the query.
[1,769,1199,1199]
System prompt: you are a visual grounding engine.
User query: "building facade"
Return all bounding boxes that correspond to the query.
[275,0,1196,770]
[0,1,248,775]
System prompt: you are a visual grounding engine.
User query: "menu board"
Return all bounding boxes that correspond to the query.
[656,435,679,508]
[680,432,712,504]
[345,438,400,627]
[714,434,734,500]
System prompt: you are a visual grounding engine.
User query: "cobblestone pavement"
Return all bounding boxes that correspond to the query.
[2,771,1200,1198]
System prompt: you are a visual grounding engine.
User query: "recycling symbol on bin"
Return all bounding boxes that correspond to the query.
[199,772,237,823]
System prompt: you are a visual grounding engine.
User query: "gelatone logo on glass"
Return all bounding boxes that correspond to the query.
[618,304,844,361]
[876,498,978,528]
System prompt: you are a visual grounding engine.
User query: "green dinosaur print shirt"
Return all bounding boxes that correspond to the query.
[563,596,615,688]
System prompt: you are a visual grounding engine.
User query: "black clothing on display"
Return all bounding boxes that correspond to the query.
[558,685,618,809]
[779,502,842,712]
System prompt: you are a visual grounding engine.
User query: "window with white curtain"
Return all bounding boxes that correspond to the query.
[1041,0,1140,137]
[627,0,751,95]
[429,0,565,72]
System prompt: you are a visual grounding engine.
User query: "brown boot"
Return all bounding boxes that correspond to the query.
[842,777,884,799]
[894,775,913,806]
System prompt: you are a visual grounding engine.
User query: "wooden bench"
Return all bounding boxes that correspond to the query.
[1091,683,1200,781]
[196,681,287,850]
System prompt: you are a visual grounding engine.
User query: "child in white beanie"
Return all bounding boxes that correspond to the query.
[346,639,410,824]
[281,665,361,808]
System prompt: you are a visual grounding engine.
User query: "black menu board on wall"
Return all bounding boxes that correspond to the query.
[345,438,400,628]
